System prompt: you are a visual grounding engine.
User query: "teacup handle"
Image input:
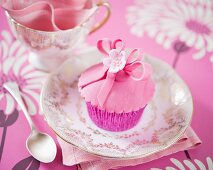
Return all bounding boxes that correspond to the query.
[89,1,111,34]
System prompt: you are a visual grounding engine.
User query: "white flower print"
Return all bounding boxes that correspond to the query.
[0,30,47,115]
[126,0,213,63]
[103,49,127,73]
[151,156,213,170]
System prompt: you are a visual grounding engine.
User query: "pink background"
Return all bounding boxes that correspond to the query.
[0,0,213,169]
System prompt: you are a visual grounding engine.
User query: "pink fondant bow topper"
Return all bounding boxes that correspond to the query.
[97,39,146,107]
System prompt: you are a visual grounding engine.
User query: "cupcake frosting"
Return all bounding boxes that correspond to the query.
[78,39,155,113]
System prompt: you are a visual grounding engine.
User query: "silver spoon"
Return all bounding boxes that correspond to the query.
[3,82,57,163]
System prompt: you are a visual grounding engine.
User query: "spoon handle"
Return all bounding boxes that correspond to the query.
[3,82,36,131]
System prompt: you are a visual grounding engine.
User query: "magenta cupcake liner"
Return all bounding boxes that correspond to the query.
[86,102,146,132]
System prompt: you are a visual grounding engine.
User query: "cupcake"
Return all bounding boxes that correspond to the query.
[78,39,155,132]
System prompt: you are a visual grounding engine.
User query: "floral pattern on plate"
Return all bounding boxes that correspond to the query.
[41,51,193,159]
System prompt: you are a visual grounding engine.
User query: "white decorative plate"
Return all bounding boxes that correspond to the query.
[40,50,193,159]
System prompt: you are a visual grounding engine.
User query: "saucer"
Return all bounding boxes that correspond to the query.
[40,50,193,159]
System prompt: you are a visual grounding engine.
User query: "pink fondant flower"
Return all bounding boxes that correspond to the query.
[103,49,127,73]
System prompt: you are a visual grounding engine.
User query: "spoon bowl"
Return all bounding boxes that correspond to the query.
[27,131,56,163]
[3,81,57,163]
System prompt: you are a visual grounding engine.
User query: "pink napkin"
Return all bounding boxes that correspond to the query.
[0,0,97,31]
[57,127,201,170]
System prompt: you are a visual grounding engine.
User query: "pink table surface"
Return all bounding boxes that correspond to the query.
[0,0,213,170]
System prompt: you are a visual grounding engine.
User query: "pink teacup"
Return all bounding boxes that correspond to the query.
[5,1,110,71]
